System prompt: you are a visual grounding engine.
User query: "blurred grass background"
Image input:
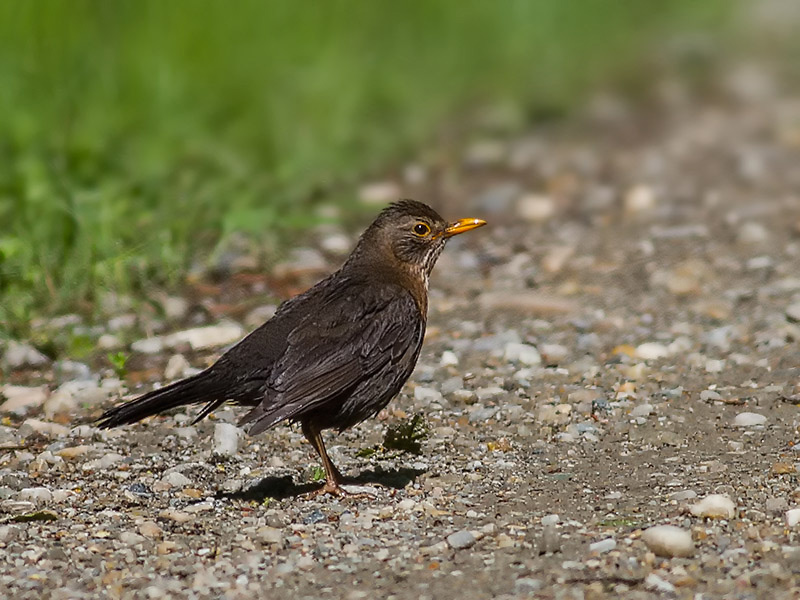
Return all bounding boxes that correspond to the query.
[0,0,733,333]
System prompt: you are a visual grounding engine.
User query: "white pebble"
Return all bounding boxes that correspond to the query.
[645,573,676,593]
[786,508,800,527]
[163,472,192,488]
[504,343,542,366]
[634,342,671,360]
[689,494,736,519]
[440,351,459,367]
[517,194,555,222]
[589,538,616,554]
[18,487,53,505]
[642,525,694,557]
[734,412,767,427]
[213,422,242,457]
[541,514,559,526]
[164,354,191,380]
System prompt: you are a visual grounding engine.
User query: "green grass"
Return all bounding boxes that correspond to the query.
[0,0,732,336]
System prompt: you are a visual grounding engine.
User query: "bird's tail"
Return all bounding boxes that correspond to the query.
[97,371,227,429]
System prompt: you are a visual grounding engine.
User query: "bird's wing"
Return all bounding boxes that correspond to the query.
[241,282,422,434]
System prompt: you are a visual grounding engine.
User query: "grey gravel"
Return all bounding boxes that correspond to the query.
[3,57,800,600]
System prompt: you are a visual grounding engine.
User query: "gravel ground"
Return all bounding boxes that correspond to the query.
[3,73,800,599]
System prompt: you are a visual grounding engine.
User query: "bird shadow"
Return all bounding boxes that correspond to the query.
[218,466,426,501]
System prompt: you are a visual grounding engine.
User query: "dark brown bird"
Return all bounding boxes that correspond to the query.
[97,200,485,495]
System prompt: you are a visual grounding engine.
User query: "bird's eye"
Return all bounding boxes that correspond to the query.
[413,222,431,236]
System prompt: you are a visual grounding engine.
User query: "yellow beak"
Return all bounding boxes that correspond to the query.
[443,217,487,238]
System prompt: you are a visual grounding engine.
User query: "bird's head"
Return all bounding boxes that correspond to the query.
[350,200,486,280]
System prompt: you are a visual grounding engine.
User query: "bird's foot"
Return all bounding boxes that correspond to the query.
[308,480,378,499]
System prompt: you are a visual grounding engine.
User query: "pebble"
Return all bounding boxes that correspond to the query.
[0,385,48,413]
[539,343,568,364]
[19,419,69,438]
[624,184,656,214]
[642,525,694,557]
[634,342,671,360]
[45,380,112,417]
[119,531,146,546]
[631,403,654,418]
[53,360,92,383]
[541,514,559,526]
[503,342,542,366]
[514,578,543,594]
[18,487,53,504]
[786,509,800,527]
[159,509,193,523]
[257,526,283,545]
[161,296,189,320]
[414,386,443,405]
[440,350,459,366]
[738,221,768,244]
[447,530,477,550]
[734,412,767,427]
[213,423,242,456]
[165,323,244,350]
[517,193,555,222]
[787,303,800,323]
[689,495,736,519]
[138,521,163,539]
[1,341,50,370]
[163,472,192,488]
[645,573,676,593]
[359,181,401,205]
[164,354,191,380]
[589,538,616,554]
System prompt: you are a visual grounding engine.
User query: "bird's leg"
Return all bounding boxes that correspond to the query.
[301,420,346,496]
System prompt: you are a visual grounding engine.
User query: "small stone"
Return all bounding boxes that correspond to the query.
[787,303,800,323]
[159,509,193,523]
[539,344,568,365]
[213,423,242,456]
[631,403,654,418]
[734,412,767,427]
[645,573,676,594]
[766,497,788,513]
[131,337,164,355]
[414,387,443,405]
[166,323,244,351]
[517,194,555,222]
[19,419,69,438]
[45,380,111,418]
[359,181,401,205]
[164,354,191,380]
[786,508,800,527]
[0,525,20,542]
[624,184,656,214]
[57,445,92,459]
[642,525,694,558]
[163,472,192,488]
[589,538,616,554]
[257,526,283,544]
[440,351,459,367]
[139,521,163,539]
[541,514,559,526]
[738,222,768,244]
[504,343,542,366]
[514,578,543,594]
[1,341,50,370]
[245,305,277,328]
[161,296,189,320]
[18,487,53,504]
[53,360,92,383]
[0,386,48,413]
[689,494,736,519]
[447,530,476,549]
[119,531,146,546]
[634,342,671,360]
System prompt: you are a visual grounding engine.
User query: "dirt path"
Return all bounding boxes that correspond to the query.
[2,78,800,599]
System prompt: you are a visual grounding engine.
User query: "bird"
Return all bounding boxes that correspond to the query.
[97,200,486,496]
